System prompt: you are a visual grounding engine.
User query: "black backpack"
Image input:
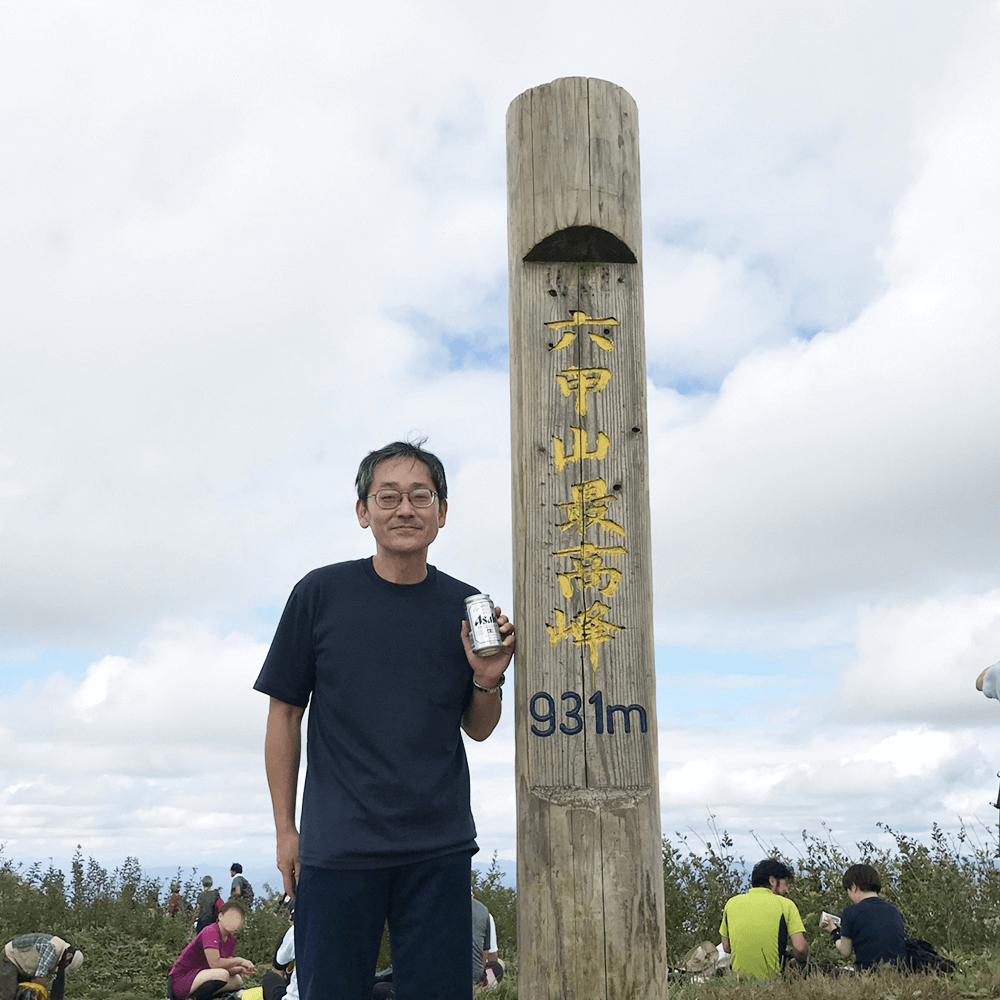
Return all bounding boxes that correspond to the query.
[905,937,956,975]
[233,875,254,909]
[197,888,221,923]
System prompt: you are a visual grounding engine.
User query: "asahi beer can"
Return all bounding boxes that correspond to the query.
[464,593,503,656]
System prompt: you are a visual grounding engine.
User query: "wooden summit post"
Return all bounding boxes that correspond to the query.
[507,78,666,999]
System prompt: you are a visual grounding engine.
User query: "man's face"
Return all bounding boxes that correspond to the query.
[769,876,790,897]
[356,457,447,557]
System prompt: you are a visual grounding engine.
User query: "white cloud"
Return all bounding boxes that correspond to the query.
[2,0,1000,873]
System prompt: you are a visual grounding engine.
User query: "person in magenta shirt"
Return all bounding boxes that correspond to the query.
[168,901,256,1000]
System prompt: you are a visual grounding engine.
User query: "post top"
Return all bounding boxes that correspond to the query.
[507,76,636,113]
[506,77,642,263]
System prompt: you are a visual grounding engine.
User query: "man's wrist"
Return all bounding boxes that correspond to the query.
[473,674,505,696]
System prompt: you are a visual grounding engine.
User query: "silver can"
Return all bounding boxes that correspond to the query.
[464,593,503,656]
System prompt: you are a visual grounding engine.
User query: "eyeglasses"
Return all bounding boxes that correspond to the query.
[368,489,438,509]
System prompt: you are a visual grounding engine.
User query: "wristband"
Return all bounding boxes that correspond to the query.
[473,674,505,696]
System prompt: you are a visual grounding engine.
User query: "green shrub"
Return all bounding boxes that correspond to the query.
[5,819,1000,1000]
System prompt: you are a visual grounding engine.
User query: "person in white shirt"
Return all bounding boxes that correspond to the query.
[976,661,1000,700]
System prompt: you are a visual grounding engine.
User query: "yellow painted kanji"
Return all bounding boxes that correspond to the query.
[545,311,618,352]
[554,542,628,598]
[555,478,625,538]
[547,601,624,673]
[555,367,613,416]
[552,427,610,473]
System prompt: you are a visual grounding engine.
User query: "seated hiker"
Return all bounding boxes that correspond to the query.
[821,863,906,970]
[168,901,256,1000]
[261,910,297,1000]
[719,859,808,978]
[1,935,83,1000]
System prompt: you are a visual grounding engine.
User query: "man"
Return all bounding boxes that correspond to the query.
[255,441,515,1000]
[822,863,906,970]
[230,864,253,907]
[719,859,808,978]
[1,935,83,1000]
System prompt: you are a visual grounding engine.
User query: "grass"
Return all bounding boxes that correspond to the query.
[3,822,1000,999]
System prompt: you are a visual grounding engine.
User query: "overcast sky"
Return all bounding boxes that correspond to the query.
[3,1,1000,890]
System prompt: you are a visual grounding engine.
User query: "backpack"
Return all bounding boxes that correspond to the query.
[197,888,221,924]
[233,874,254,909]
[905,937,956,975]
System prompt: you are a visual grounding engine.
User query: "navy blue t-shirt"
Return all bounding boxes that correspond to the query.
[841,896,906,969]
[254,558,480,869]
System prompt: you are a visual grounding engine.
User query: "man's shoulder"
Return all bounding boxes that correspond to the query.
[429,565,479,599]
[849,896,901,919]
[296,559,370,588]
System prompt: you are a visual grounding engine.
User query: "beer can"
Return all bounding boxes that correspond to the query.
[464,593,503,656]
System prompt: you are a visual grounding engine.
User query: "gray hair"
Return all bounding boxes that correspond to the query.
[355,440,448,505]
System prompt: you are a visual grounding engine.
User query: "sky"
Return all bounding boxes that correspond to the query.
[3,0,1000,892]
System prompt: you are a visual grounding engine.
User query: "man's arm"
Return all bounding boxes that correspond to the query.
[790,932,809,962]
[461,609,515,741]
[834,935,853,958]
[720,937,730,955]
[265,697,305,898]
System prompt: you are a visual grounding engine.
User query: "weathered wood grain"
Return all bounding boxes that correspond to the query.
[508,78,665,999]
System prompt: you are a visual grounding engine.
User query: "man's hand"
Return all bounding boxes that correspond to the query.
[461,607,514,741]
[461,606,515,689]
[277,829,300,899]
[265,697,305,900]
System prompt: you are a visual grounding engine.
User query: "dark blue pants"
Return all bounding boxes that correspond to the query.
[295,852,473,1000]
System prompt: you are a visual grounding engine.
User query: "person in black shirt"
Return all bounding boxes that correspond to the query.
[255,441,515,1000]
[821,863,906,970]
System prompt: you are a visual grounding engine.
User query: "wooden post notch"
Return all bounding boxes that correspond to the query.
[507,78,666,999]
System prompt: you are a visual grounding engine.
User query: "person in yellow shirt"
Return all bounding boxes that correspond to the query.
[719,860,808,978]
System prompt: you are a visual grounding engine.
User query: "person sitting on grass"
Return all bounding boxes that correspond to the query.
[821,863,906,970]
[167,900,257,1000]
[1,935,83,1000]
[719,859,809,978]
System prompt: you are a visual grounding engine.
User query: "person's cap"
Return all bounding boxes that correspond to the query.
[230,863,242,873]
[202,875,213,886]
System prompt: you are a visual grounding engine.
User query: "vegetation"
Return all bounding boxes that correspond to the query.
[2,821,1000,1000]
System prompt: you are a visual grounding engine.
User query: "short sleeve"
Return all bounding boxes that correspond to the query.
[719,904,729,939]
[254,579,319,707]
[201,925,223,952]
[785,900,806,936]
[983,662,1000,701]
[276,926,295,966]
